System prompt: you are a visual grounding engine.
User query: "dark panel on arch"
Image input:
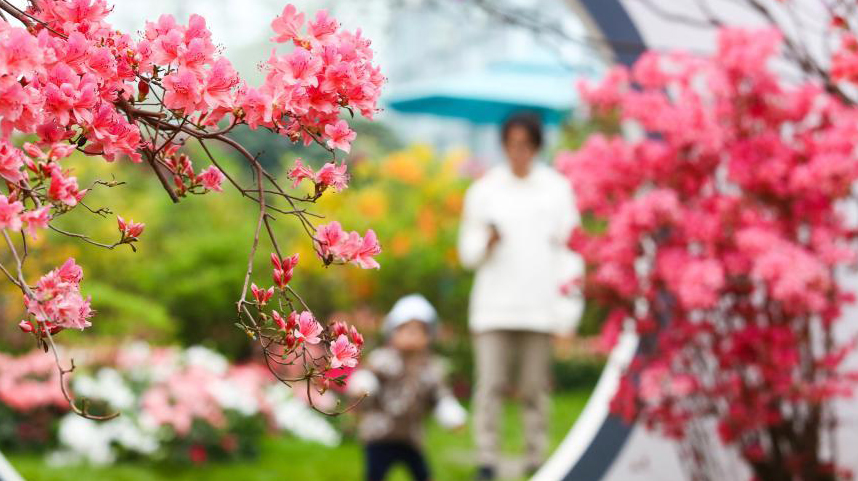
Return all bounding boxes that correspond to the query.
[562,415,634,481]
[578,0,646,66]
[545,3,646,480]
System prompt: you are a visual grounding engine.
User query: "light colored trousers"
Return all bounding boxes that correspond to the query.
[472,329,552,467]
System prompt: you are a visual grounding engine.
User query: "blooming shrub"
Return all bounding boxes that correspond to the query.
[559,28,858,480]
[0,143,475,360]
[0,1,382,416]
[0,343,341,465]
[0,350,66,451]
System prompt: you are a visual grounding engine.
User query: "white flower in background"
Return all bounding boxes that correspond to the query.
[209,378,259,416]
[118,341,154,383]
[184,345,228,375]
[73,368,135,411]
[108,417,159,455]
[55,415,115,465]
[12,342,350,467]
[53,414,159,465]
[264,386,341,447]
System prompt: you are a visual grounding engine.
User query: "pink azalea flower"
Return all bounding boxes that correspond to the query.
[21,207,51,238]
[316,221,345,258]
[198,166,225,192]
[145,14,179,41]
[163,69,203,116]
[48,169,84,206]
[639,365,668,404]
[202,58,239,109]
[86,46,116,77]
[677,259,724,310]
[151,28,184,65]
[271,4,305,44]
[320,61,354,94]
[315,162,349,192]
[0,194,23,231]
[349,325,364,348]
[236,85,274,130]
[315,222,381,268]
[180,37,216,74]
[46,143,76,162]
[308,10,338,41]
[270,252,299,271]
[294,311,322,345]
[271,253,298,289]
[324,120,356,153]
[117,215,145,239]
[271,310,287,330]
[135,38,154,73]
[0,25,44,79]
[250,283,274,306]
[282,48,323,87]
[330,321,349,338]
[0,141,24,183]
[287,158,314,188]
[55,258,83,284]
[352,229,381,269]
[26,258,93,331]
[86,104,142,162]
[184,14,213,43]
[329,334,358,369]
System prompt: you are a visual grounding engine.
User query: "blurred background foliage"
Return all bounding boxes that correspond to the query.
[0,123,472,357]
[0,119,606,392]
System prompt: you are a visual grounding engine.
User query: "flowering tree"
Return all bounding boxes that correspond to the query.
[623,0,858,109]
[558,28,858,480]
[0,0,381,419]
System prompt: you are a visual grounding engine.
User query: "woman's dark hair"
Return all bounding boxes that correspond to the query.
[501,111,543,149]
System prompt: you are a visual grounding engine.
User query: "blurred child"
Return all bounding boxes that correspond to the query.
[347,294,467,481]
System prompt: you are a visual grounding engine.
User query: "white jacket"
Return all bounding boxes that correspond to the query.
[458,163,584,334]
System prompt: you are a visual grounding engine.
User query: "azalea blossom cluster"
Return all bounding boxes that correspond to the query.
[161,143,226,196]
[828,5,858,96]
[288,158,349,195]
[18,258,92,334]
[249,252,364,382]
[316,221,381,269]
[560,28,858,480]
[619,1,858,111]
[0,0,382,418]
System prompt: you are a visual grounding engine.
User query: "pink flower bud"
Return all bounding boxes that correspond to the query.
[330,321,348,338]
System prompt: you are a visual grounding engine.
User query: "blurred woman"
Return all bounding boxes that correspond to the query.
[458,112,580,480]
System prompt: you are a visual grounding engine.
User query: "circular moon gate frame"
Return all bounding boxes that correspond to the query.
[537,2,858,480]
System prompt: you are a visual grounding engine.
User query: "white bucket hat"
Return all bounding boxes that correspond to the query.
[383,294,438,336]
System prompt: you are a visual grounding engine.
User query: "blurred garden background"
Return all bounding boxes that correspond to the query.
[0,1,609,478]
[0,111,607,481]
[8,0,858,480]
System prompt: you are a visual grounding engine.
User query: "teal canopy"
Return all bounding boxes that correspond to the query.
[384,61,582,125]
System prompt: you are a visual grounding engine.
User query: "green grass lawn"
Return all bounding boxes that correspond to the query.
[9,388,591,481]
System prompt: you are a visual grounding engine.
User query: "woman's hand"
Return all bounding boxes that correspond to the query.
[487,224,501,252]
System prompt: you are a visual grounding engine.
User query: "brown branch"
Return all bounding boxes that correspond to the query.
[143,150,179,203]
[0,0,67,38]
[0,0,33,28]
[3,229,117,420]
[49,225,121,250]
[237,158,267,312]
[43,329,119,421]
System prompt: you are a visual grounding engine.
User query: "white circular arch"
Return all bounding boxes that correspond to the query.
[536,2,858,480]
